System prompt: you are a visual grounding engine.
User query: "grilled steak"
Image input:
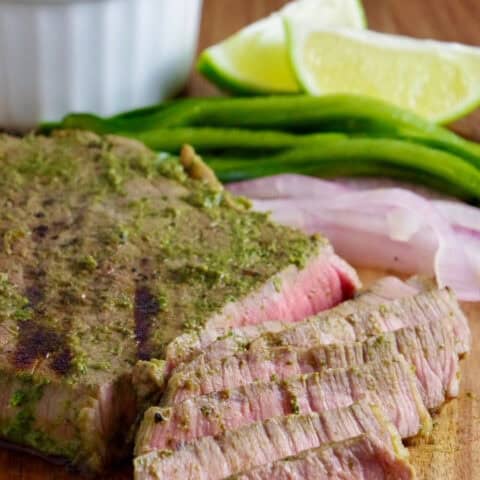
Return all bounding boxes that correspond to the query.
[163,318,458,410]
[135,356,430,455]
[0,132,359,471]
[227,434,415,480]
[133,401,406,480]
[165,276,421,371]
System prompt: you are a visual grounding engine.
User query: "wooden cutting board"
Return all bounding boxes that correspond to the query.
[1,0,479,478]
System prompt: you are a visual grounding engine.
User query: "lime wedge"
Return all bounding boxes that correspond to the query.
[285,25,480,123]
[198,0,367,95]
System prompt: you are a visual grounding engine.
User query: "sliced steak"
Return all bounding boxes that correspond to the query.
[135,356,430,455]
[0,132,358,472]
[228,434,415,480]
[172,286,468,383]
[163,318,458,411]
[165,276,420,371]
[133,401,406,480]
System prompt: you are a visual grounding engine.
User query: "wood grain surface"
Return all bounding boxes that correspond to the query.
[1,1,479,478]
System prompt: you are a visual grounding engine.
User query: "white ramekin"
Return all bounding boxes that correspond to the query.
[0,0,203,129]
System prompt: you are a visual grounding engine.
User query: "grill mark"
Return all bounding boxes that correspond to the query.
[14,209,77,374]
[134,286,159,361]
[50,347,73,375]
[12,200,92,376]
[14,312,73,376]
[32,224,49,241]
[25,285,44,309]
[15,319,62,370]
[15,280,73,375]
[134,258,160,360]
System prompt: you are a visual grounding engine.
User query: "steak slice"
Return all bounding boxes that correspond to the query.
[163,318,458,410]
[133,401,406,480]
[165,276,420,371]
[135,356,430,455]
[254,286,469,355]
[227,434,415,480]
[0,132,358,471]
[395,319,460,409]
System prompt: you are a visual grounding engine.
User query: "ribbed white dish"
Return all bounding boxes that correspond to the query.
[0,0,203,129]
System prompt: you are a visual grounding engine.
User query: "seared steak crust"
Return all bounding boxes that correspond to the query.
[163,318,458,410]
